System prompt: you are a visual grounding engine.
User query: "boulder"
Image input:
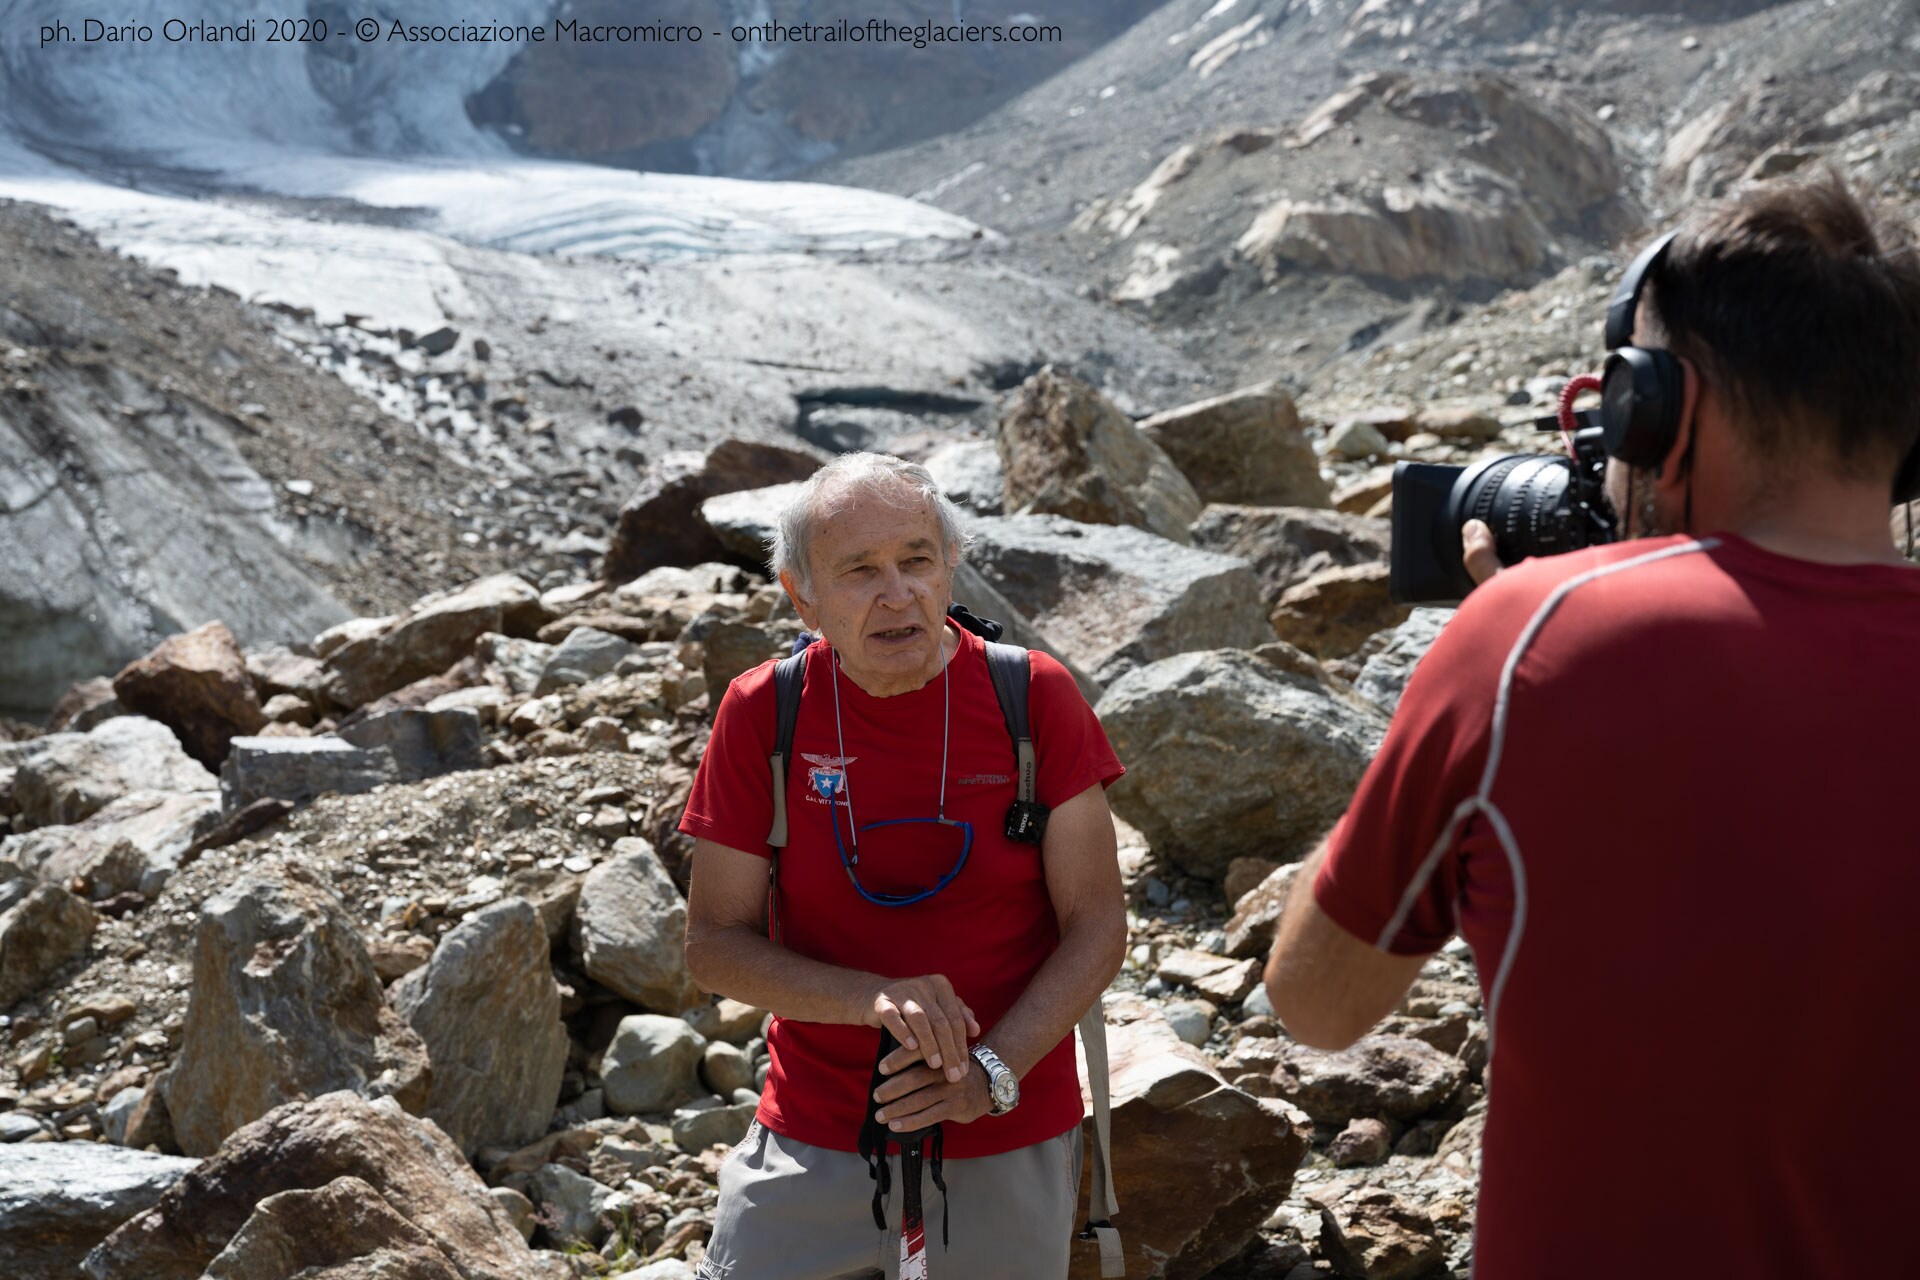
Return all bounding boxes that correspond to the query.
[700,483,809,563]
[1137,384,1331,507]
[11,717,217,830]
[164,862,431,1156]
[601,1015,706,1116]
[997,367,1201,543]
[473,634,555,698]
[536,627,639,694]
[671,1100,757,1153]
[47,676,119,732]
[321,575,546,710]
[82,1091,542,1280]
[1272,1036,1465,1124]
[605,440,821,584]
[0,1141,197,1278]
[572,837,701,1014]
[1069,1000,1311,1280]
[684,998,769,1046]
[1353,609,1452,717]
[701,1041,755,1097]
[1156,950,1262,1005]
[1412,402,1502,442]
[388,899,569,1158]
[528,1162,625,1248]
[1189,507,1391,606]
[1224,863,1308,959]
[111,621,265,768]
[219,734,399,810]
[244,645,327,701]
[0,884,99,1008]
[968,516,1272,687]
[1097,651,1386,879]
[336,708,485,783]
[3,788,219,897]
[1268,563,1411,659]
[923,439,1005,515]
[201,1175,465,1280]
[1328,1118,1394,1169]
[695,620,781,695]
[1318,1191,1444,1280]
[1223,857,1282,910]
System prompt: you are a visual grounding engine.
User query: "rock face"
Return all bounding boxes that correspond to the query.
[1070,1001,1311,1280]
[601,1014,706,1116]
[1098,651,1386,879]
[321,575,546,711]
[997,368,1202,543]
[968,515,1273,687]
[0,884,99,1008]
[1272,1036,1466,1124]
[1137,385,1331,508]
[165,862,431,1157]
[0,1141,198,1278]
[604,441,820,585]
[573,837,700,1014]
[83,1092,542,1280]
[1354,609,1452,716]
[1189,507,1392,607]
[201,1175,467,1280]
[388,899,569,1159]
[110,621,265,768]
[1269,564,1412,659]
[10,716,217,829]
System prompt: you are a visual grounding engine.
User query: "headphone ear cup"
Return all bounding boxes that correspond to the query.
[1600,348,1685,469]
[1894,439,1920,507]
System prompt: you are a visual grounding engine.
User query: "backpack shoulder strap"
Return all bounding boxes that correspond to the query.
[982,641,1036,806]
[766,651,807,848]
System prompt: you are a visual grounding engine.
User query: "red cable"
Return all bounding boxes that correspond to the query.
[1557,373,1603,456]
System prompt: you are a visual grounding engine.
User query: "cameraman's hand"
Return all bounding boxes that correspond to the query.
[1462,519,1504,585]
[863,974,980,1083]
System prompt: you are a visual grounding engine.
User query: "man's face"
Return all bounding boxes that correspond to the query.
[786,486,955,695]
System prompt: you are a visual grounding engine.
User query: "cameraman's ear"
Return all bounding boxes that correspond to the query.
[1656,356,1703,489]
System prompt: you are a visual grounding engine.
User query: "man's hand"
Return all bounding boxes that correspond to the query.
[1463,518,1503,585]
[865,975,980,1084]
[872,1056,993,1131]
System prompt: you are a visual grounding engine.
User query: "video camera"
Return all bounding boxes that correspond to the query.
[1388,408,1615,605]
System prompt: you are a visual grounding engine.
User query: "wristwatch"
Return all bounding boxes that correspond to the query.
[969,1044,1019,1116]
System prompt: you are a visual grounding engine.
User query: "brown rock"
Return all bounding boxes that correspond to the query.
[1137,383,1331,507]
[164,863,431,1157]
[1412,403,1503,442]
[367,933,436,984]
[1269,563,1412,659]
[1333,467,1398,514]
[388,899,568,1158]
[112,622,266,768]
[1070,1003,1311,1279]
[1225,863,1307,959]
[47,677,119,732]
[1190,506,1391,606]
[243,645,327,701]
[1224,857,1282,910]
[1328,1117,1395,1168]
[322,575,547,710]
[200,1175,465,1280]
[604,440,820,585]
[1272,1036,1465,1124]
[82,1091,545,1280]
[122,1073,176,1153]
[0,885,98,1008]
[998,367,1202,543]
[1318,1191,1444,1280]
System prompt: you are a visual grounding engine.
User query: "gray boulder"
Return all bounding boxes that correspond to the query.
[0,1141,197,1278]
[337,707,485,783]
[535,627,639,694]
[164,862,431,1156]
[389,899,569,1158]
[1188,505,1390,604]
[923,439,1005,515]
[0,884,99,1008]
[2,788,219,897]
[1138,383,1332,507]
[997,367,1202,543]
[528,1162,625,1248]
[1273,1035,1466,1124]
[671,1100,756,1153]
[11,717,216,830]
[700,483,809,563]
[601,1015,706,1116]
[1354,608,1453,716]
[968,515,1272,687]
[219,734,398,810]
[573,837,700,1014]
[1097,650,1387,879]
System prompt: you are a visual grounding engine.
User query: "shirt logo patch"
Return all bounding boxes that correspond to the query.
[957,772,1011,786]
[801,752,854,805]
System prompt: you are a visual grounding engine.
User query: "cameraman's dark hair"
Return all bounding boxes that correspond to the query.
[1646,171,1920,484]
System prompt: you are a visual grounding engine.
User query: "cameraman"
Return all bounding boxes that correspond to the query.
[1264,172,1920,1276]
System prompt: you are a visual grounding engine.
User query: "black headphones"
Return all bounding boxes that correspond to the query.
[1601,231,1920,505]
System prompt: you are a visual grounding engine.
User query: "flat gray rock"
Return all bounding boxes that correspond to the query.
[0,1141,198,1279]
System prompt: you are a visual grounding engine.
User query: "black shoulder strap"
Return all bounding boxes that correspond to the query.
[767,651,807,847]
[983,641,1035,805]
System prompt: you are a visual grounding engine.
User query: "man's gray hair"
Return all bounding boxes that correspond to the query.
[771,452,971,601]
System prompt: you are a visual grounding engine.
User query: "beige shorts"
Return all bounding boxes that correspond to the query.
[699,1120,1081,1280]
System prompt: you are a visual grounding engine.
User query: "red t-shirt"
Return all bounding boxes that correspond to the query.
[680,622,1124,1158]
[1315,532,1920,1276]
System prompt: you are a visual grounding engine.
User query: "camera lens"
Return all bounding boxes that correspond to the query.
[1450,454,1587,565]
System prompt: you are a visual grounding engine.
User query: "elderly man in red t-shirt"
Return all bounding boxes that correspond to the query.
[1265,175,1920,1275]
[682,452,1127,1278]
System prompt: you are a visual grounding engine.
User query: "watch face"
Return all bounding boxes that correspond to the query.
[991,1074,1018,1109]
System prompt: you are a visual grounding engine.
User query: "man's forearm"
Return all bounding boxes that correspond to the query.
[685,923,882,1026]
[976,909,1126,1079]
